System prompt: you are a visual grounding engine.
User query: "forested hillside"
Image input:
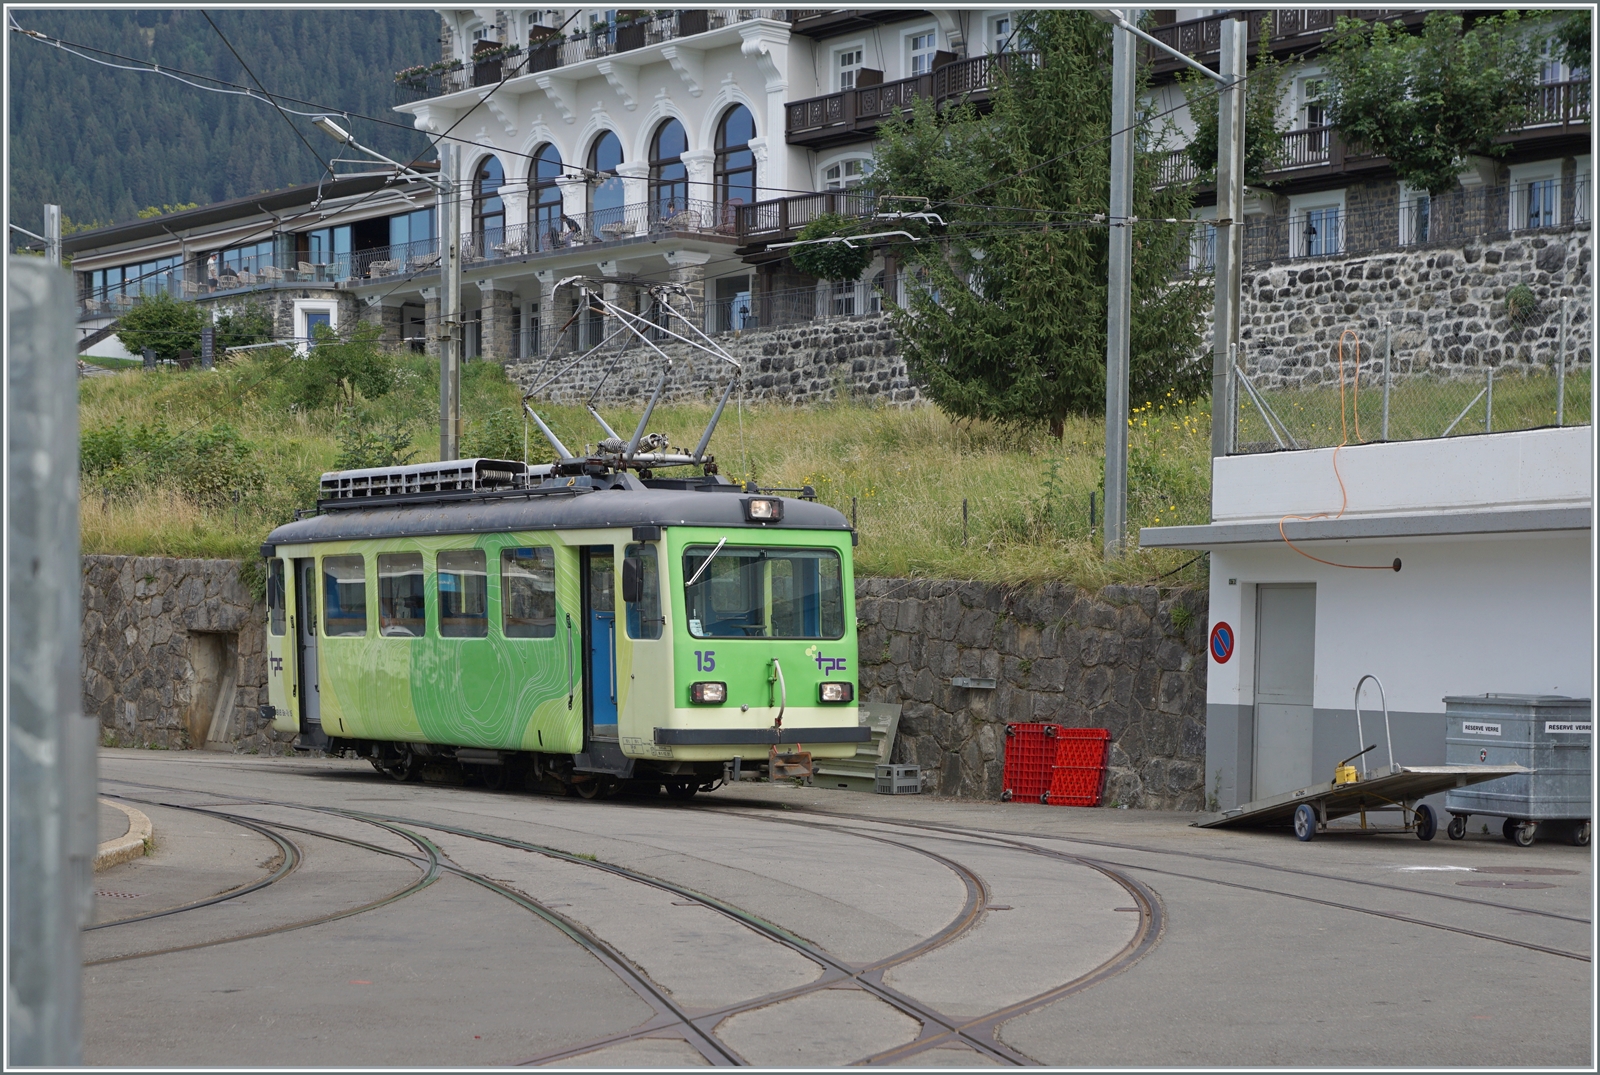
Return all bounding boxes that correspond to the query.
[8,9,442,236]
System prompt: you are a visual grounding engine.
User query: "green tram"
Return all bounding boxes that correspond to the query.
[260,457,866,798]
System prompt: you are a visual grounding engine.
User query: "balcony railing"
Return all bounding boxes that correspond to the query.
[785,51,1038,145]
[1142,9,1413,75]
[1525,78,1591,128]
[735,190,875,242]
[395,11,788,101]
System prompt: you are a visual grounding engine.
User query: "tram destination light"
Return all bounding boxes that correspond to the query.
[742,497,783,523]
[690,682,728,705]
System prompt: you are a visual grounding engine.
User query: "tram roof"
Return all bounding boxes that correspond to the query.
[264,486,851,548]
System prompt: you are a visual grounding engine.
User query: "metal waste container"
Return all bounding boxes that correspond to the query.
[1444,693,1591,846]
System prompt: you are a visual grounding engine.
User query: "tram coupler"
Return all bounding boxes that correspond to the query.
[769,745,813,784]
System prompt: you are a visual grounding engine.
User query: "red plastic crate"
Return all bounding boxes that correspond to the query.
[1002,722,1061,803]
[1047,729,1112,807]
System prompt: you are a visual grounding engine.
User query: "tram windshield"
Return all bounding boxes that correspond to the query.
[682,546,844,639]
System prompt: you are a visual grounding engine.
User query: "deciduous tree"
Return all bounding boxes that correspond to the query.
[1320,12,1543,196]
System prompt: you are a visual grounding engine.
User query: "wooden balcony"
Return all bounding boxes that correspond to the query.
[1142,9,1421,81]
[785,51,1037,148]
[735,190,876,247]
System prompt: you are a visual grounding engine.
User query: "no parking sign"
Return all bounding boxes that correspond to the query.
[1210,622,1234,664]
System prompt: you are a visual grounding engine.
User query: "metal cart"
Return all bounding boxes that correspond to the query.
[1443,694,1591,847]
[1198,675,1529,842]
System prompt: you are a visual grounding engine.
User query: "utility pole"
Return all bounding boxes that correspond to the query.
[1210,16,1247,468]
[43,203,62,266]
[439,143,462,461]
[1095,10,1244,529]
[8,254,96,1066]
[1103,9,1139,558]
[310,115,461,461]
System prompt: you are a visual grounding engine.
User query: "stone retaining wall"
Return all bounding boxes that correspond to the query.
[855,578,1209,810]
[1236,229,1592,388]
[79,556,1209,808]
[506,314,920,407]
[81,555,292,754]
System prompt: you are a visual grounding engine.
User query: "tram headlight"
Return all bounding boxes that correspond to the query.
[818,681,854,704]
[689,681,727,705]
[742,497,783,522]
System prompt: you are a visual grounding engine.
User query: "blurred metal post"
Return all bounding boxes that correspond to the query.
[1485,368,1494,432]
[1556,302,1567,427]
[1381,320,1392,441]
[43,203,62,266]
[1102,7,1139,558]
[8,255,94,1066]
[439,143,462,461]
[1210,16,1247,469]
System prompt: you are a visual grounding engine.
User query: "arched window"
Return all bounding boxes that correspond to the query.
[649,119,688,222]
[529,143,564,247]
[473,156,505,248]
[715,105,757,213]
[587,131,625,219]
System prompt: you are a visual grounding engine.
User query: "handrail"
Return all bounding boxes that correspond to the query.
[1353,674,1396,778]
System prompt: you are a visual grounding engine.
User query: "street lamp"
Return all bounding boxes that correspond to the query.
[312,115,354,145]
[311,118,462,460]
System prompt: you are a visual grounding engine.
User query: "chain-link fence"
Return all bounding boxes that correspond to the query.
[1231,295,1591,453]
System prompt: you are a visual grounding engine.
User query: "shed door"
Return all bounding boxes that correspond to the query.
[1253,584,1316,799]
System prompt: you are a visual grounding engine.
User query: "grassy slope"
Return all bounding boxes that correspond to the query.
[77,352,1215,590]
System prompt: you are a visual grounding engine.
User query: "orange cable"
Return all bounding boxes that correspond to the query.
[1276,328,1401,572]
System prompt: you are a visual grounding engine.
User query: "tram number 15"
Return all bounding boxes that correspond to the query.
[694,650,717,672]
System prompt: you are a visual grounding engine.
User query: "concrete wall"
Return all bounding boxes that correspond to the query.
[508,312,921,406]
[856,578,1210,810]
[1205,532,1593,811]
[79,555,1208,807]
[81,555,293,754]
[1213,426,1592,523]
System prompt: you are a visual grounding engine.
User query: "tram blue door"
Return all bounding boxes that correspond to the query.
[293,558,327,748]
[582,546,618,741]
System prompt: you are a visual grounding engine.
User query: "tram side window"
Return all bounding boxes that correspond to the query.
[438,549,488,638]
[502,547,556,638]
[322,555,368,637]
[377,552,426,637]
[623,544,662,640]
[267,560,286,636]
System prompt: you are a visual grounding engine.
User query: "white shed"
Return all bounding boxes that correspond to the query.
[1142,425,1592,812]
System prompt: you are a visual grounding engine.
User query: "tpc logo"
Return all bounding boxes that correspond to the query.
[805,645,847,676]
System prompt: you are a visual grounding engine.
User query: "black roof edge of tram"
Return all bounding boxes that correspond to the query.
[264,484,852,546]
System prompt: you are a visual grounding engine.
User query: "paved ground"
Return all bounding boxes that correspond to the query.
[88,749,1592,1067]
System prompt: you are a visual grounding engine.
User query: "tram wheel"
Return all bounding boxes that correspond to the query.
[380,749,420,782]
[481,764,516,792]
[575,779,604,800]
[665,782,698,802]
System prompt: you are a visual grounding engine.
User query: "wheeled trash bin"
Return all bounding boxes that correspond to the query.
[1444,694,1591,846]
